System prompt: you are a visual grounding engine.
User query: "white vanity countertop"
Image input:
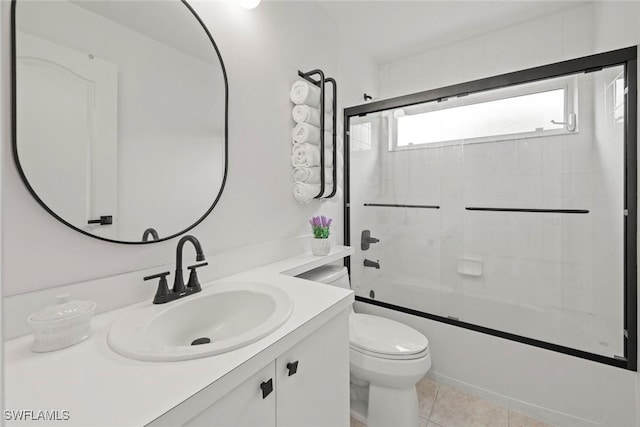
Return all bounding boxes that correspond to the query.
[4,246,354,427]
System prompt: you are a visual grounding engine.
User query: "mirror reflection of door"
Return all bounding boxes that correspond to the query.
[13,0,228,243]
[17,32,118,239]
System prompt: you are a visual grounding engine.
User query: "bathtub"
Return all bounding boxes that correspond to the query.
[353,276,622,358]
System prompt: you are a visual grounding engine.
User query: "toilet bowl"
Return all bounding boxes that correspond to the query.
[297,265,431,427]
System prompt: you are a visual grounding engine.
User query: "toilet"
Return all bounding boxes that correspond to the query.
[297,265,431,427]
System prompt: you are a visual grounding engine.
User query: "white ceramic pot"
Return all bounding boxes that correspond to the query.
[311,237,331,256]
[28,294,96,352]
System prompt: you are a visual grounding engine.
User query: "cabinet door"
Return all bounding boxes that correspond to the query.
[276,310,350,427]
[184,361,276,427]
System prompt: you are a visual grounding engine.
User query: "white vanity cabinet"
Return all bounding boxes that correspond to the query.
[276,309,350,427]
[184,362,277,427]
[4,247,355,427]
[177,310,350,427]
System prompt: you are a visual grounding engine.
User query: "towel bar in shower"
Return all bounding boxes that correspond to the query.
[465,207,590,214]
[364,203,440,209]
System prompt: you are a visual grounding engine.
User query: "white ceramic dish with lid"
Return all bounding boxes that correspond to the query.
[28,294,97,352]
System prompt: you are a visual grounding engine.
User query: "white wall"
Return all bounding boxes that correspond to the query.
[355,2,639,426]
[0,1,377,296]
[378,3,598,99]
[0,1,6,424]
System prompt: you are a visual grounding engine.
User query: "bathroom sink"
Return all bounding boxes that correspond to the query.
[108,282,294,362]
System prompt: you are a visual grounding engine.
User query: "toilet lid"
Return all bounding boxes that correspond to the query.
[349,313,428,357]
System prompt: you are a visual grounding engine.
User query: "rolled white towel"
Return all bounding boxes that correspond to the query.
[292,143,334,168]
[292,122,319,144]
[289,80,333,112]
[293,166,333,184]
[292,123,333,145]
[292,105,333,130]
[293,182,321,204]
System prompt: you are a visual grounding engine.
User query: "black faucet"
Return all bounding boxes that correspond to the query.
[142,227,159,242]
[143,235,208,304]
[173,235,206,293]
[364,259,380,269]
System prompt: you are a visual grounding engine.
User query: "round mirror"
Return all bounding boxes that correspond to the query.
[11,0,228,243]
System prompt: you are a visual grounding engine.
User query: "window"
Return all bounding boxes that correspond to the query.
[392,75,577,150]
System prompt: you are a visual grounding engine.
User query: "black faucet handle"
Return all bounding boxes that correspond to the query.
[187,262,208,293]
[144,271,171,281]
[361,230,381,250]
[188,262,208,270]
[144,271,172,304]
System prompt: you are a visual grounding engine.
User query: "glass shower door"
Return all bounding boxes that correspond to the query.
[348,62,628,362]
[349,112,444,317]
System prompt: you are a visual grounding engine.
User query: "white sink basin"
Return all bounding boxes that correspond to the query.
[108,282,293,362]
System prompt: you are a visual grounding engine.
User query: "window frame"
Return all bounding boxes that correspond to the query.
[389,75,578,152]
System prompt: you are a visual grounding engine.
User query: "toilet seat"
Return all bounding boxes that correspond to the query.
[349,313,429,360]
[350,344,429,360]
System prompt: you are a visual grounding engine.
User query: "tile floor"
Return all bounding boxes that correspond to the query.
[350,377,553,427]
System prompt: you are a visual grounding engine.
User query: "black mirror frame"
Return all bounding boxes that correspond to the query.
[10,0,229,245]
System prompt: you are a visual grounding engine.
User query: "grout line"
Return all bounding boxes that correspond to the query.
[427,381,442,423]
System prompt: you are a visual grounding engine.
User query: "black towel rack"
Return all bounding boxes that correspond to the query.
[297,69,337,199]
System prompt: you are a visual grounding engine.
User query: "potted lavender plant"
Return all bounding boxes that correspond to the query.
[309,215,332,256]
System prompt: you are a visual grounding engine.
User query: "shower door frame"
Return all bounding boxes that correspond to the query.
[343,46,638,371]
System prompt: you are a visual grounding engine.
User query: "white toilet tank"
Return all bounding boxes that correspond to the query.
[296,265,350,289]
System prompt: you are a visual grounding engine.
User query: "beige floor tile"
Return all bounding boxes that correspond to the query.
[428,422,444,427]
[417,376,441,418]
[508,410,553,427]
[350,416,367,427]
[429,384,508,427]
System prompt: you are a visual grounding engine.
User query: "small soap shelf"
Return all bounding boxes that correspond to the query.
[295,68,338,199]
